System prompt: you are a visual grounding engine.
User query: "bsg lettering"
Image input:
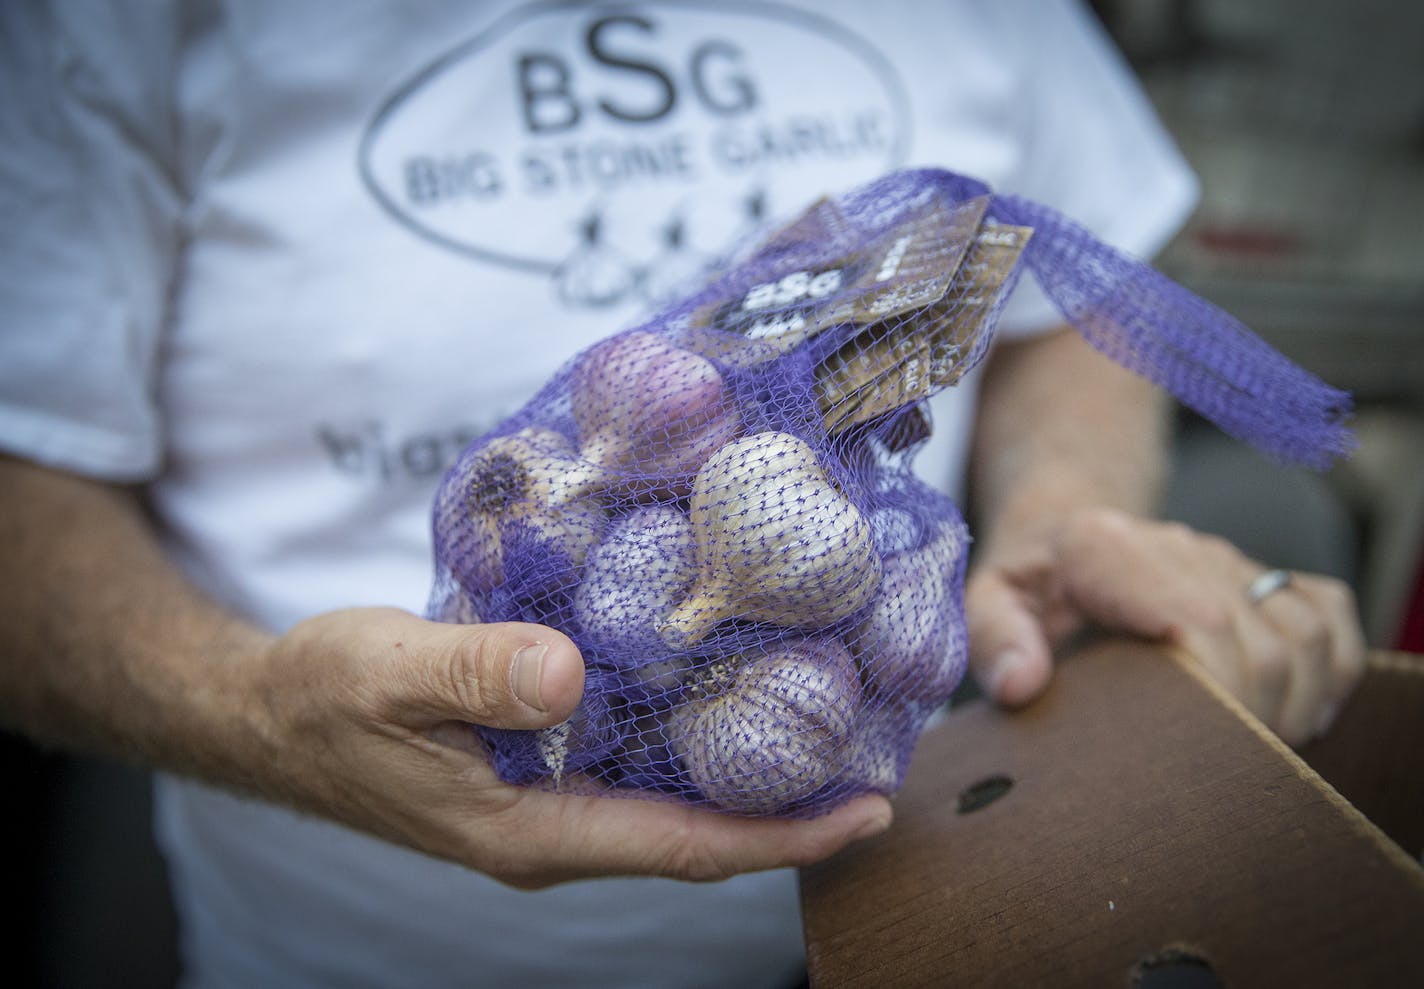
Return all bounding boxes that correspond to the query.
[517,13,759,133]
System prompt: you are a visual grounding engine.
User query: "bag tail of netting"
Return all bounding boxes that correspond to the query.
[427,167,1353,817]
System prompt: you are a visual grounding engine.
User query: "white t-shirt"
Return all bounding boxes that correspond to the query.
[0,2,1195,986]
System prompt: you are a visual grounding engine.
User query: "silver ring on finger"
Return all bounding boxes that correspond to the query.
[1246,568,1293,605]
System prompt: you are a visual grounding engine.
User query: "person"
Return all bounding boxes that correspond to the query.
[0,2,1365,986]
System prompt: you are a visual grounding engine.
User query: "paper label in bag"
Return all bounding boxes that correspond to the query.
[682,195,989,365]
[816,219,1031,435]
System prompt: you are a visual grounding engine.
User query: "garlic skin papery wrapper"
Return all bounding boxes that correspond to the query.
[449,426,606,590]
[658,432,883,649]
[853,515,969,703]
[570,331,741,499]
[670,637,861,815]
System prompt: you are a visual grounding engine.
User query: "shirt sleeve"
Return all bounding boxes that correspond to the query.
[991,0,1200,336]
[0,1,184,480]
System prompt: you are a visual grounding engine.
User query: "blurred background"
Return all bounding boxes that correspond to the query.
[1100,0,1424,650]
[7,1,1423,984]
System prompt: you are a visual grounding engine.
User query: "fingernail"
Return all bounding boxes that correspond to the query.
[983,647,1025,699]
[511,644,549,712]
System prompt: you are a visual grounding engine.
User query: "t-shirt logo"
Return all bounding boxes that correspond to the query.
[359,1,909,308]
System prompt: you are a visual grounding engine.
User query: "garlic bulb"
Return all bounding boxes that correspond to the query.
[570,331,741,497]
[574,505,698,686]
[846,703,913,795]
[659,432,882,649]
[869,506,923,557]
[440,426,605,590]
[669,637,860,814]
[852,516,968,703]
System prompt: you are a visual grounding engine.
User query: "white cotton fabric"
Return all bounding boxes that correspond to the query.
[0,2,1195,985]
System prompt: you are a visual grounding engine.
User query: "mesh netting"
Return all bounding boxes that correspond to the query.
[427,168,1352,817]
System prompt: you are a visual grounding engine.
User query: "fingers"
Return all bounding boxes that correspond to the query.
[637,793,894,882]
[1054,515,1368,745]
[1276,573,1367,737]
[965,571,1054,707]
[339,609,586,730]
[1320,578,1368,713]
[970,509,1368,748]
[1247,577,1332,744]
[488,791,894,889]
[1191,570,1362,746]
[422,621,586,730]
[273,608,893,889]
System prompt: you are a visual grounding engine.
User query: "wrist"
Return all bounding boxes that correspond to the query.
[968,328,1168,565]
[180,618,288,797]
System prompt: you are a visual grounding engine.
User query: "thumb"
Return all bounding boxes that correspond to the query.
[965,572,1054,708]
[406,619,586,730]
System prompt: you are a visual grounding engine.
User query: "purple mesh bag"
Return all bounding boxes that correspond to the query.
[427,168,1352,817]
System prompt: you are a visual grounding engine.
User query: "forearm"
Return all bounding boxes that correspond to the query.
[0,456,277,790]
[969,326,1168,558]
